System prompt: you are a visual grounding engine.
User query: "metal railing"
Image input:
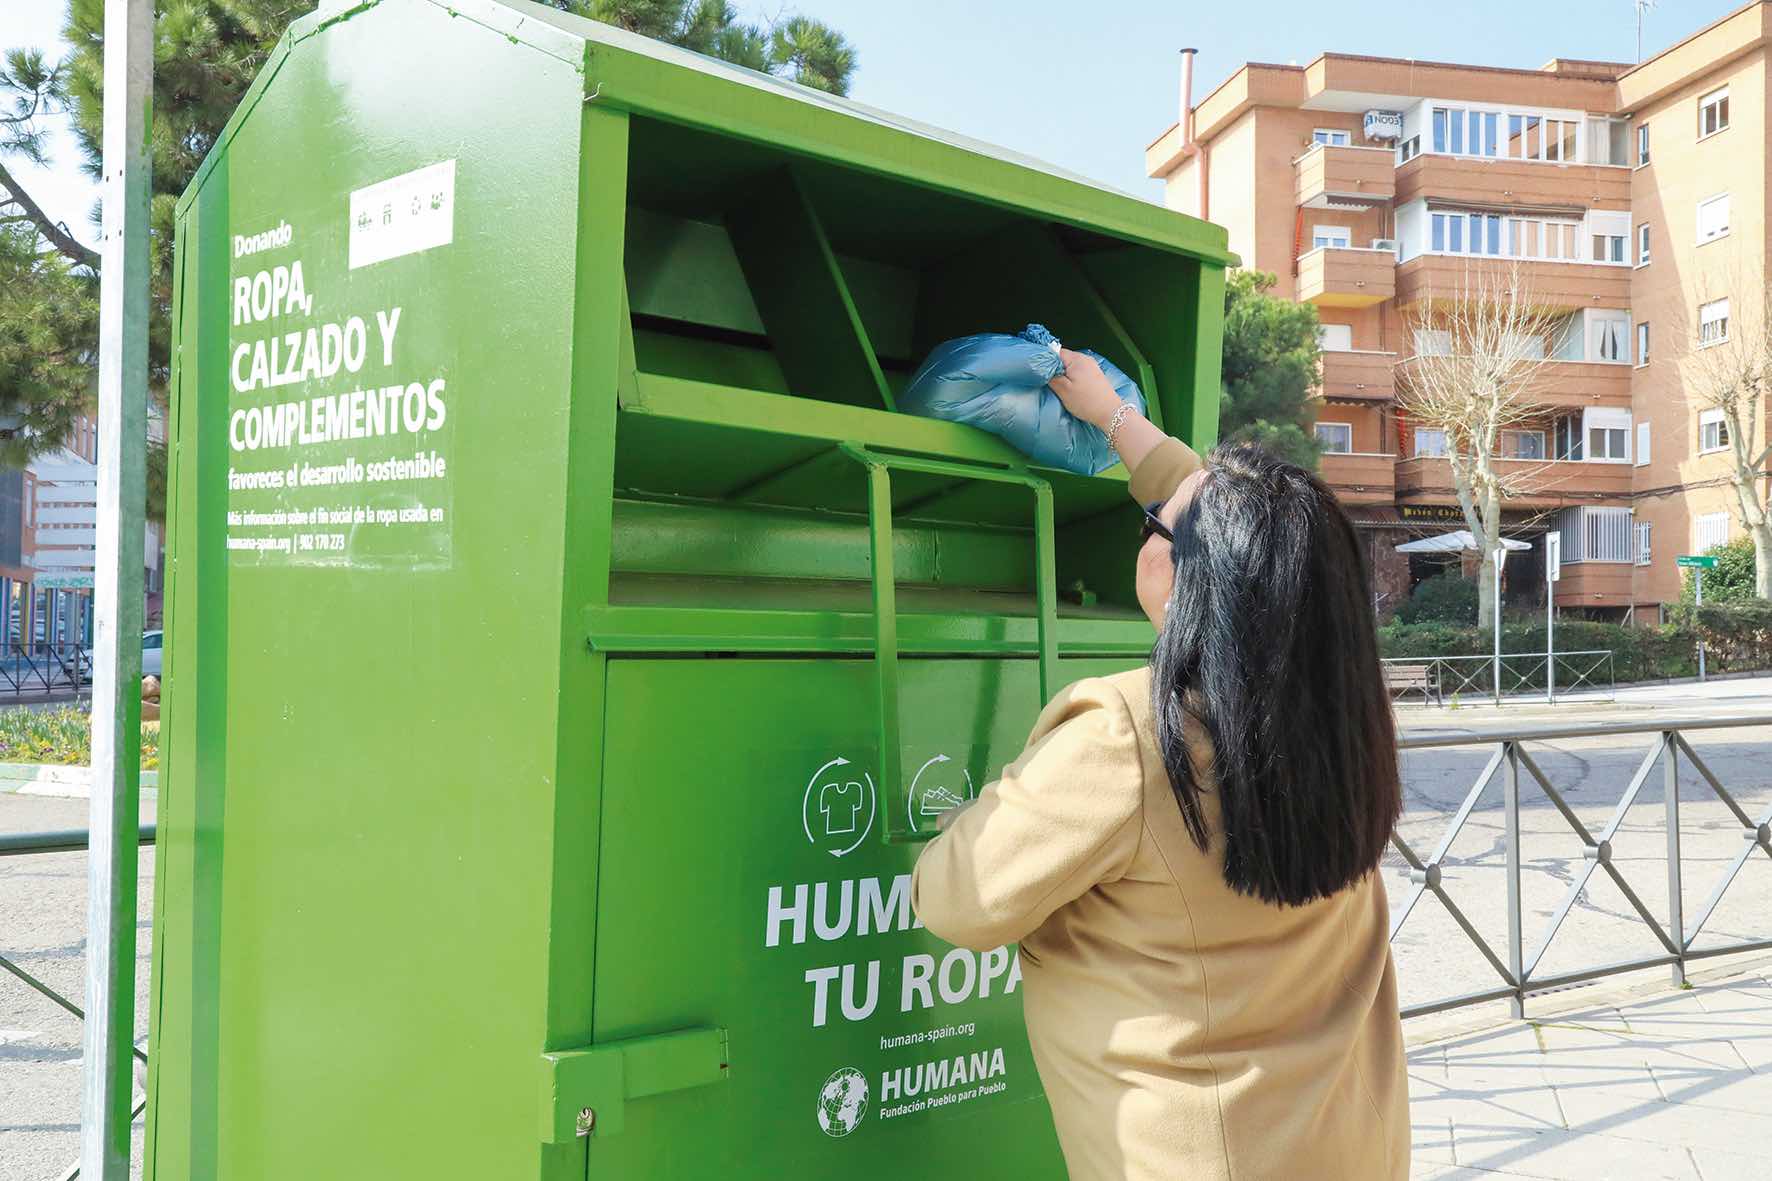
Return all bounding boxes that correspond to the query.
[0,825,155,1180]
[1383,650,1615,705]
[1391,715,1772,1019]
[0,641,94,700]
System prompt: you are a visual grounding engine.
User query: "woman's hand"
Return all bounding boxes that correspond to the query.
[1048,349,1123,431]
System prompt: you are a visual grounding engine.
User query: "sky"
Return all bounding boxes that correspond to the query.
[0,0,1755,249]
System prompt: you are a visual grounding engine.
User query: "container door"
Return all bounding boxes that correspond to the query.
[590,653,1135,1177]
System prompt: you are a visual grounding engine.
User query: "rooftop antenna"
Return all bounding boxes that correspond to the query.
[1636,0,1657,63]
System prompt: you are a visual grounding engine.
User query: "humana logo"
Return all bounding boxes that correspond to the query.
[234,220,294,259]
[879,1046,1006,1103]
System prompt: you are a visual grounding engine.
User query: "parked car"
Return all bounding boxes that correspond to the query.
[78,630,163,678]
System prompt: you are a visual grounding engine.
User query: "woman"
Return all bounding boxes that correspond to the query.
[911,351,1408,1180]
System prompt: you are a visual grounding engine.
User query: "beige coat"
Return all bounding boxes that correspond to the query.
[912,667,1409,1181]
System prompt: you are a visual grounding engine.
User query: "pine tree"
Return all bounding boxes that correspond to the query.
[1218,269,1324,470]
[1,1,857,520]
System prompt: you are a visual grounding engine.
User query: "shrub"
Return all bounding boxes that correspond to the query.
[1668,599,1772,672]
[1680,535,1759,605]
[1396,572,1479,625]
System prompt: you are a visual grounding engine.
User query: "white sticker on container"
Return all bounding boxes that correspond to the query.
[348,160,456,270]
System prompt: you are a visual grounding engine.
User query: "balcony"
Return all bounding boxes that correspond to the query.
[1396,255,1631,312]
[1532,360,1632,408]
[1552,561,1634,609]
[1319,452,1397,505]
[1394,457,1631,509]
[1320,349,1396,402]
[1297,246,1395,308]
[1295,144,1396,209]
[1396,154,1631,211]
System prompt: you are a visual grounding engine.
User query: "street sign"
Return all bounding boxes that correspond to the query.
[1677,555,1719,569]
[1546,534,1561,582]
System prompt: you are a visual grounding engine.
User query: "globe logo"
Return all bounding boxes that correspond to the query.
[816,1066,869,1138]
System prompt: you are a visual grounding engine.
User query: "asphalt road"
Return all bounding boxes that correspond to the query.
[1,677,1767,1178]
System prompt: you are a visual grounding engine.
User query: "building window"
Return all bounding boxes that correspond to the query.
[1695,510,1732,551]
[1636,521,1653,565]
[1697,193,1730,243]
[1318,323,1353,351]
[1501,429,1546,460]
[1313,128,1350,147]
[1591,233,1626,263]
[1557,505,1634,563]
[1588,423,1630,461]
[1314,422,1353,453]
[1636,322,1650,367]
[1636,223,1651,266]
[1699,408,1730,453]
[1398,135,1421,163]
[1414,428,1449,457]
[1699,297,1731,346]
[1553,414,1584,460]
[1413,328,1453,357]
[1636,122,1650,165]
[1636,422,1651,466]
[1592,313,1628,362]
[1699,86,1730,138]
[1312,225,1352,250]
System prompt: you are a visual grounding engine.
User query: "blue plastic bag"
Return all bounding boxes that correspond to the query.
[896,324,1144,476]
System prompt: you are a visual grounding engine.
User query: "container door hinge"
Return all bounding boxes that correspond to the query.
[539,1026,729,1143]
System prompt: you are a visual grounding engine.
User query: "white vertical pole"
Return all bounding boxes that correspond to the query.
[1545,534,1559,705]
[80,1,151,1177]
[1492,545,1504,706]
[1695,567,1707,683]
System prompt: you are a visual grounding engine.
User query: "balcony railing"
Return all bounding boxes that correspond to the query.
[1396,153,1631,211]
[1395,456,1632,506]
[1552,559,1636,609]
[1318,451,1397,504]
[1396,255,1631,310]
[1295,143,1396,208]
[1297,246,1396,308]
[1534,359,1632,407]
[1320,349,1396,401]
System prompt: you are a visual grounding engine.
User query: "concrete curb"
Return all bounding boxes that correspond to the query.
[0,761,159,800]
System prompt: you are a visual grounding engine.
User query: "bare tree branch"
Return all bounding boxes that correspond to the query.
[0,159,98,270]
[1398,261,1571,624]
[1678,246,1772,595]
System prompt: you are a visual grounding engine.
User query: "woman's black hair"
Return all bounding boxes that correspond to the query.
[1151,442,1401,907]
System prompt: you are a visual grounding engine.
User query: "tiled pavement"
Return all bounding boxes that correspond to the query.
[1410,968,1772,1179]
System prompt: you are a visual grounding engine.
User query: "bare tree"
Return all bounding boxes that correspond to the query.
[1679,257,1772,597]
[1397,263,1567,626]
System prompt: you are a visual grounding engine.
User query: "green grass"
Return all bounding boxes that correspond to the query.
[0,706,160,770]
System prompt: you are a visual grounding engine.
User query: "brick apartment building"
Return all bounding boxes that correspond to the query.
[1147,0,1772,620]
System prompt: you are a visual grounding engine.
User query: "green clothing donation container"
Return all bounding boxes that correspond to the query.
[151,1,1233,1176]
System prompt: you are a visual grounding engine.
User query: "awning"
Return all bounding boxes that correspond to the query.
[1395,530,1533,554]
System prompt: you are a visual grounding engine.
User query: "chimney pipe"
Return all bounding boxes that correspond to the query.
[1177,48,1208,221]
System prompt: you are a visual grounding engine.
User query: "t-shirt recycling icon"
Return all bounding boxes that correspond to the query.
[802,756,876,858]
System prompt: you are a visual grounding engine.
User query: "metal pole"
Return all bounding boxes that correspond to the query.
[1492,546,1504,706]
[80,1,151,1177]
[1503,741,1525,1017]
[1664,732,1685,987]
[1695,567,1707,683]
[1545,536,1557,706]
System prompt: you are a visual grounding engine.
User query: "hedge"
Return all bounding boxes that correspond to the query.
[1379,603,1772,686]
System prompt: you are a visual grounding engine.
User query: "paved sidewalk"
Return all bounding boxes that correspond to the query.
[1410,967,1772,1179]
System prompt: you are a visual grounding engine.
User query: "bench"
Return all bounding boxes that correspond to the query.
[1383,662,1443,706]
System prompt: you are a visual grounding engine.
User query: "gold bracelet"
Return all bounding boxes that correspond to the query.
[1105,403,1135,454]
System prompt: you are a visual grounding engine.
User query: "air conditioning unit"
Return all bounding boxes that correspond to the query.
[1371,237,1399,253]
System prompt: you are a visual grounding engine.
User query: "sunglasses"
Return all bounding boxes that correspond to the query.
[1139,502,1174,546]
